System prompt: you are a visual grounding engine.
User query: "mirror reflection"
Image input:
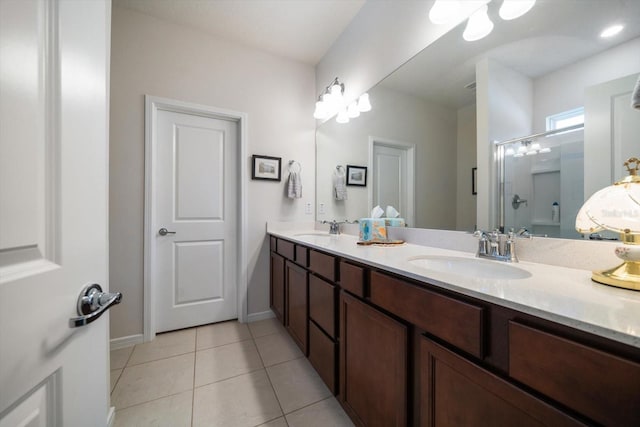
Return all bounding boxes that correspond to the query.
[315,0,640,239]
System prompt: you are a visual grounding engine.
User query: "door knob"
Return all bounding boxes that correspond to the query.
[158,227,176,236]
[69,284,122,328]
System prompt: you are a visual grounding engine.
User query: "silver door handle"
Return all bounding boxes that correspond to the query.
[158,227,176,236]
[69,284,122,328]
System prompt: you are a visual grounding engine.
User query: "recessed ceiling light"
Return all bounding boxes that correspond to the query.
[600,24,624,38]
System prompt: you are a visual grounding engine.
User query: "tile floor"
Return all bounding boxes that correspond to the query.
[110,318,354,427]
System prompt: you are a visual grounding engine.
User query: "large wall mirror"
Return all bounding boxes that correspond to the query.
[315,0,640,239]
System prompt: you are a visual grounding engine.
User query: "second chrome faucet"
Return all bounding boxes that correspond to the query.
[474,229,519,263]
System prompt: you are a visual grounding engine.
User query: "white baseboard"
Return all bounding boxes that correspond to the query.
[110,334,144,350]
[247,310,275,323]
[106,406,115,427]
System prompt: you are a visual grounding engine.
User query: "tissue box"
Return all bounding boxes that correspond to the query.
[384,218,406,227]
[359,218,387,242]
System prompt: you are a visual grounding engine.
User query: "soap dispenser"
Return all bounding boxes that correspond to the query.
[552,202,560,223]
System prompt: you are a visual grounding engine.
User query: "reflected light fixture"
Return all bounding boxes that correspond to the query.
[600,24,624,38]
[576,158,640,290]
[499,0,536,21]
[313,77,372,123]
[463,5,494,42]
[428,0,462,25]
[505,140,550,157]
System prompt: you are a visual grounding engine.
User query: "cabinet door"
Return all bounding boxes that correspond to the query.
[270,252,285,323]
[286,260,308,354]
[419,337,585,427]
[340,291,407,427]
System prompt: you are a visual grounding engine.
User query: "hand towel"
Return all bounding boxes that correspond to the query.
[288,171,302,198]
[632,75,640,110]
[334,172,348,200]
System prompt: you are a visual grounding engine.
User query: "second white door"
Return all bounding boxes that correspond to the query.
[154,108,238,333]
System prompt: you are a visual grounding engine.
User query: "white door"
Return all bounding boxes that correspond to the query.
[152,106,238,333]
[370,140,415,226]
[585,72,640,198]
[0,1,111,426]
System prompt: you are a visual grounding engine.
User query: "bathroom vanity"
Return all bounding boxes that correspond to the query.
[268,227,640,426]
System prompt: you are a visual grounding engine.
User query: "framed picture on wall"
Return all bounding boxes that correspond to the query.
[472,167,477,195]
[346,165,367,186]
[252,155,282,181]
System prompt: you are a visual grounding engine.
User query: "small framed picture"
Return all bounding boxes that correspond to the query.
[346,165,367,186]
[252,155,282,181]
[472,167,477,195]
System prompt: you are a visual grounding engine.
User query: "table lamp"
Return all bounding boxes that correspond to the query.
[575,157,640,290]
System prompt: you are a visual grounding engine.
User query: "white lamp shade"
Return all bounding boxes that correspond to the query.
[357,93,371,112]
[313,101,327,119]
[505,147,515,156]
[347,102,360,118]
[499,0,536,21]
[429,0,462,25]
[463,5,494,41]
[575,182,640,234]
[336,108,350,124]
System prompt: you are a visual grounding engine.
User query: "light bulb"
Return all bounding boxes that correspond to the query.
[463,5,494,42]
[499,0,535,21]
[336,108,350,124]
[505,147,515,156]
[517,145,527,154]
[539,147,551,153]
[513,153,524,158]
[347,102,360,118]
[330,83,342,99]
[600,24,624,38]
[525,150,537,156]
[530,143,541,151]
[357,93,372,112]
[313,100,328,119]
[429,0,462,25]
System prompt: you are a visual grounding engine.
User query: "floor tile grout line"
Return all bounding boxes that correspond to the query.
[279,391,335,416]
[257,335,288,420]
[191,351,196,427]
[112,389,193,412]
[123,349,196,368]
[195,336,254,353]
[193,365,265,390]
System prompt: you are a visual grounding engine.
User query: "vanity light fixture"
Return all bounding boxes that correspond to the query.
[313,77,372,123]
[505,140,550,157]
[499,0,536,21]
[600,24,624,38]
[463,4,494,42]
[575,157,640,290]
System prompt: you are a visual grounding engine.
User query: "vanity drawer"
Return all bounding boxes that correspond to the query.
[277,239,295,260]
[308,321,336,394]
[509,322,640,427]
[370,271,484,358]
[309,250,336,282]
[309,274,336,338]
[339,261,365,298]
[295,245,308,267]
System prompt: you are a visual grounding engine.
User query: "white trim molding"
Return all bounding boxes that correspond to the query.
[110,334,144,351]
[247,310,276,323]
[143,95,249,342]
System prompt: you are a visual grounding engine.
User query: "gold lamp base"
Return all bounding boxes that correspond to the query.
[592,261,640,291]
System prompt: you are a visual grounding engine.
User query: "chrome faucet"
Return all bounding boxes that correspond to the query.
[473,229,518,262]
[323,220,344,235]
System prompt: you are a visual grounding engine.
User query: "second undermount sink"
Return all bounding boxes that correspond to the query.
[407,255,531,280]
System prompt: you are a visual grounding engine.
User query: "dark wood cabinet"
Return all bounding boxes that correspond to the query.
[285,260,308,354]
[269,235,640,427]
[419,336,585,427]
[270,252,285,323]
[340,291,407,427]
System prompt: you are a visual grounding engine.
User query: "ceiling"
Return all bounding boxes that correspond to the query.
[379,0,640,109]
[113,0,366,65]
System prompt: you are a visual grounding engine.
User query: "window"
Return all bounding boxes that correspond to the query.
[546,107,584,132]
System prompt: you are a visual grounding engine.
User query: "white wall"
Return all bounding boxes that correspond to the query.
[456,104,477,231]
[316,85,458,229]
[533,37,640,132]
[109,6,316,339]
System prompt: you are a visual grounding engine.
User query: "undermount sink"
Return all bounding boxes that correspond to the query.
[294,232,330,237]
[407,255,531,280]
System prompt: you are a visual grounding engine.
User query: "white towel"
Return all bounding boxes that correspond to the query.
[632,75,640,110]
[287,171,302,198]
[334,172,347,200]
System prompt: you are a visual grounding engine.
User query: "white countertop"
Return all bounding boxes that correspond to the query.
[267,225,640,349]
